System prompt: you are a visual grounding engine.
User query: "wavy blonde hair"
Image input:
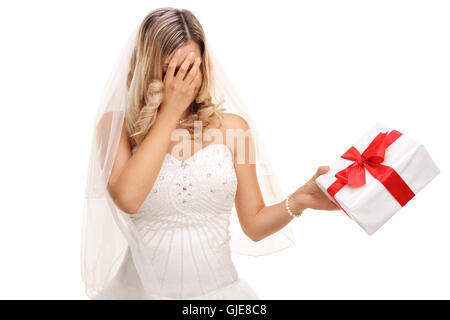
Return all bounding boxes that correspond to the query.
[125,8,225,148]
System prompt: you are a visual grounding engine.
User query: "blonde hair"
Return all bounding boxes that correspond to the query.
[125,7,225,148]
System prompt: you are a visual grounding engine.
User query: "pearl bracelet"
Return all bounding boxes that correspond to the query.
[285,193,302,218]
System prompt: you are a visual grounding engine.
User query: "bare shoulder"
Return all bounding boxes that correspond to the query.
[204,113,252,154]
[220,112,250,131]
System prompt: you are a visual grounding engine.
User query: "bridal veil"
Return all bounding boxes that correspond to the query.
[81,10,295,298]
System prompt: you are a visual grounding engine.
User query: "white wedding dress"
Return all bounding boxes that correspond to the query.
[92,143,260,300]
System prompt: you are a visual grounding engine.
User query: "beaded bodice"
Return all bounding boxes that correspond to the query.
[128,143,239,298]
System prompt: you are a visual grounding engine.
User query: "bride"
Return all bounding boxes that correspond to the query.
[81,7,338,300]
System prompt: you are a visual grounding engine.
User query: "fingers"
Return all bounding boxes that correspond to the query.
[312,165,330,180]
[185,57,202,85]
[175,52,197,81]
[166,49,183,82]
[195,70,202,89]
[190,66,203,93]
[327,199,340,210]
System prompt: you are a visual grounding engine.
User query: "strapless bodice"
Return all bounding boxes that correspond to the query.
[127,143,240,298]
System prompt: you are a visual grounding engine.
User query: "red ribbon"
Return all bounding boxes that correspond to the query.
[326,130,415,218]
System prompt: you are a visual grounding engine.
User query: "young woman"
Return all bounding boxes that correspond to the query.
[81,7,338,300]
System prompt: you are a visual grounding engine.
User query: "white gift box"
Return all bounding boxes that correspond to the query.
[315,123,440,235]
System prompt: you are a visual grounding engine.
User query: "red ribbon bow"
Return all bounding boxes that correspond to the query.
[326,130,415,218]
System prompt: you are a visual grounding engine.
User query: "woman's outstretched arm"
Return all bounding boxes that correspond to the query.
[228,114,339,241]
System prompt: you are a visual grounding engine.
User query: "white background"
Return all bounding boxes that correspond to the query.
[0,0,449,299]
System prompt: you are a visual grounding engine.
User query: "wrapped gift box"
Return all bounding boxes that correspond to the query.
[315,123,440,234]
